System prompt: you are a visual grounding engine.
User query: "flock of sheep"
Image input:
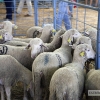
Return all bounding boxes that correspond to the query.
[0,20,99,100]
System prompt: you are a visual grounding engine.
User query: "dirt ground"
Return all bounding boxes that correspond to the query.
[0,2,97,100]
[0,2,98,37]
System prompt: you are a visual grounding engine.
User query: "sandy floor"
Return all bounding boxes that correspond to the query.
[0,2,98,37]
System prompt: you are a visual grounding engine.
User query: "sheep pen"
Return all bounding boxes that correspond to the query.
[0,2,98,100]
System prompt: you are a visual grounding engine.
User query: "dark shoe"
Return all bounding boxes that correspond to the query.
[24,14,32,17]
[3,18,12,21]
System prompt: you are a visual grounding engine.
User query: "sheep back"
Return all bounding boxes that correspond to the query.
[49,63,85,100]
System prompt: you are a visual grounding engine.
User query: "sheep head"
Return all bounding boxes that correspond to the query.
[25,38,48,59]
[72,36,92,49]
[73,44,95,65]
[84,27,97,37]
[61,29,82,46]
[40,25,56,37]
[0,29,13,42]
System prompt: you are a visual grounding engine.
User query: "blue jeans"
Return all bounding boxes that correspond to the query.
[4,0,14,20]
[56,1,73,30]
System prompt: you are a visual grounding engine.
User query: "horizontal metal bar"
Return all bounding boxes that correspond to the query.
[61,0,99,11]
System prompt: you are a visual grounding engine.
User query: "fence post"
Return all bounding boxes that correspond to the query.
[13,0,16,36]
[53,0,57,29]
[34,0,38,26]
[96,2,100,69]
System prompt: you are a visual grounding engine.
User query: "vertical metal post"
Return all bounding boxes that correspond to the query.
[96,1,100,69]
[76,0,78,30]
[34,0,38,26]
[13,0,16,36]
[84,8,86,33]
[53,0,57,29]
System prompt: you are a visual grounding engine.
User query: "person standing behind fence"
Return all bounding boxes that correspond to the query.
[56,1,74,31]
[4,0,14,20]
[17,0,33,17]
[85,0,98,7]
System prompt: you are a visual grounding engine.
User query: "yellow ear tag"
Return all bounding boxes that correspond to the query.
[80,52,85,57]
[0,35,3,39]
[67,38,71,43]
[14,25,18,29]
[52,29,56,33]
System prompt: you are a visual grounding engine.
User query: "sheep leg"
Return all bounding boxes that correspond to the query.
[49,91,56,100]
[5,86,11,100]
[44,89,49,100]
[34,72,43,100]
[23,83,28,100]
[0,85,5,100]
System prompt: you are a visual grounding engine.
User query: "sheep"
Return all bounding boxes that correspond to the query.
[85,69,100,100]
[0,29,13,42]
[0,38,46,70]
[71,36,92,49]
[0,55,34,100]
[0,30,28,46]
[0,21,17,35]
[13,25,55,43]
[26,29,81,53]
[26,26,43,38]
[32,28,82,100]
[84,27,97,51]
[49,44,95,100]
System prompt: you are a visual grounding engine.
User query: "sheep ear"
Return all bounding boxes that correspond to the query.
[24,44,30,50]
[12,24,18,29]
[79,51,85,57]
[50,29,56,37]
[79,51,86,57]
[0,35,3,40]
[73,37,80,46]
[40,44,48,52]
[67,35,74,45]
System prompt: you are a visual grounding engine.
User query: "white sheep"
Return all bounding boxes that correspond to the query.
[85,69,100,100]
[49,44,95,100]
[25,29,66,54]
[13,25,55,43]
[26,26,43,38]
[0,21,17,35]
[32,28,82,100]
[26,29,81,54]
[0,38,46,70]
[72,36,92,49]
[0,29,29,46]
[0,55,34,100]
[84,27,97,51]
[0,29,13,42]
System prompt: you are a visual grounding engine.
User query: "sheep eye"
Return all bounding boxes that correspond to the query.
[87,49,90,51]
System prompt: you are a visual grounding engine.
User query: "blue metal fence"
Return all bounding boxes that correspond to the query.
[34,0,100,69]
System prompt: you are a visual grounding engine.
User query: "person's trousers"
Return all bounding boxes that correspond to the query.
[56,1,72,30]
[17,0,33,15]
[4,0,13,20]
